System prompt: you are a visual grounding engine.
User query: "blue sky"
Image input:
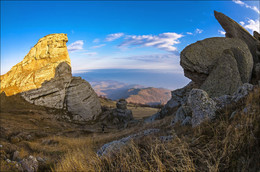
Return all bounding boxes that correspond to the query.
[1,0,259,76]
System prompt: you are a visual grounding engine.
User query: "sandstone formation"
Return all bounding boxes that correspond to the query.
[21,62,102,122]
[180,37,253,88]
[1,34,71,96]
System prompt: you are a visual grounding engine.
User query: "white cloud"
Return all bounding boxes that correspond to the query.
[243,18,260,32]
[218,30,226,35]
[232,0,260,14]
[119,32,183,52]
[82,52,97,56]
[240,21,245,26]
[195,28,203,34]
[93,39,100,43]
[105,33,124,42]
[91,44,106,49]
[186,32,193,35]
[67,40,84,52]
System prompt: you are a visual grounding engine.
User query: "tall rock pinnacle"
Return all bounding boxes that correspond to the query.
[0,33,71,96]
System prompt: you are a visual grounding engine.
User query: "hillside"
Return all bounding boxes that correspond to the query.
[90,80,171,105]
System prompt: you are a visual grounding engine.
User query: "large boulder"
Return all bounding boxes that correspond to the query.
[187,89,217,127]
[181,37,253,85]
[214,11,259,64]
[200,49,243,97]
[0,34,71,96]
[21,62,102,122]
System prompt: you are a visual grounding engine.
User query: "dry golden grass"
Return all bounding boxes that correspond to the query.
[53,87,260,172]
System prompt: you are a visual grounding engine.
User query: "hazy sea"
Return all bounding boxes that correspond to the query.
[74,69,190,90]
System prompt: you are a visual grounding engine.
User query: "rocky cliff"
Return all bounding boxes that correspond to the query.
[0,34,71,96]
[1,34,102,122]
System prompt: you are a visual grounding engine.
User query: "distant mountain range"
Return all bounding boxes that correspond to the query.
[90,80,171,105]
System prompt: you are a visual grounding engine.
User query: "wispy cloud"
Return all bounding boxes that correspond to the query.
[119,32,183,52]
[240,18,260,32]
[67,40,84,52]
[195,28,203,34]
[93,38,100,43]
[106,33,124,42]
[218,30,226,35]
[91,44,106,49]
[82,52,97,56]
[186,32,193,35]
[232,0,260,14]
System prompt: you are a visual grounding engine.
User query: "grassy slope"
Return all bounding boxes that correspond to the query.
[54,87,260,171]
[0,87,259,171]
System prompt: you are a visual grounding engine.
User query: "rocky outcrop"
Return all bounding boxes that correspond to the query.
[214,11,259,65]
[21,62,102,122]
[180,37,253,97]
[100,99,133,126]
[145,82,198,123]
[0,34,71,96]
[172,83,254,127]
[188,89,217,127]
[200,49,243,97]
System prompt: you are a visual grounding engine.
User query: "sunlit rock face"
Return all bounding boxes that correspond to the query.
[0,33,71,96]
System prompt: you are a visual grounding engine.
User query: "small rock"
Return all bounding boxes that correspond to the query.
[160,135,174,142]
[21,155,38,172]
[181,116,192,126]
[232,83,254,102]
[12,151,21,161]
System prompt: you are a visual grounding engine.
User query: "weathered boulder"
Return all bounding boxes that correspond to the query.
[200,49,243,97]
[21,62,102,122]
[0,34,71,96]
[187,89,217,127]
[180,37,253,86]
[214,11,259,64]
[97,129,160,157]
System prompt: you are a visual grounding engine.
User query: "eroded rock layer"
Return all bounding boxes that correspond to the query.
[21,62,102,122]
[0,33,71,96]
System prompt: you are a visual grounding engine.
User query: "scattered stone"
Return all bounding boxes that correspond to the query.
[12,151,21,161]
[160,135,174,142]
[171,105,191,125]
[116,99,127,110]
[232,83,254,102]
[97,129,160,157]
[188,89,217,127]
[21,155,38,172]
